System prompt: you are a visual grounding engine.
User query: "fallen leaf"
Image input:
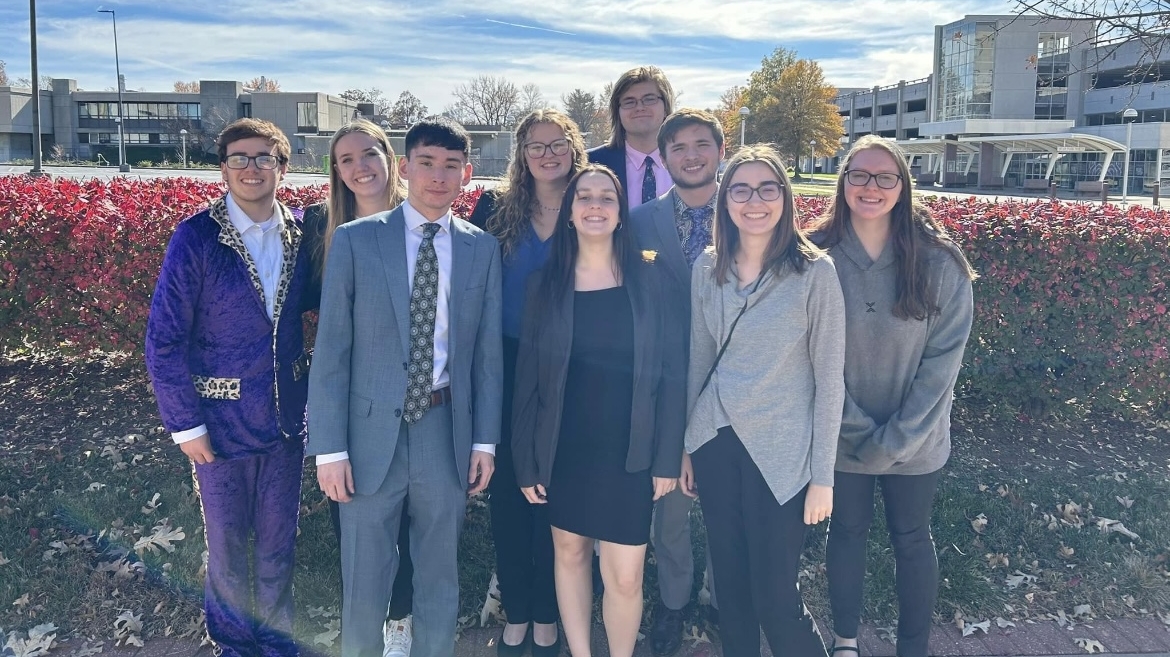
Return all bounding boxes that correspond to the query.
[684,624,710,646]
[4,623,58,657]
[1074,638,1105,653]
[133,519,186,554]
[12,593,29,608]
[1072,604,1092,618]
[1058,545,1075,559]
[1005,571,1036,589]
[1116,495,1134,509]
[0,553,10,566]
[971,513,988,534]
[113,610,143,647]
[141,493,161,515]
[479,573,502,627]
[69,641,104,656]
[995,617,1016,629]
[312,619,340,647]
[1095,517,1140,541]
[961,619,990,637]
[875,626,896,644]
[86,482,106,492]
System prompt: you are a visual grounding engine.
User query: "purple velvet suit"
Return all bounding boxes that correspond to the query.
[145,197,311,657]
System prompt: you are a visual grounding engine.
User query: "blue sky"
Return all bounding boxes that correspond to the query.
[2,0,1013,111]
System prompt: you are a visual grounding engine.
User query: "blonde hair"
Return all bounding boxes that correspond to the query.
[315,119,407,269]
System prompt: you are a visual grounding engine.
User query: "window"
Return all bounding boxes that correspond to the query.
[936,20,996,120]
[1035,32,1070,120]
[241,103,252,118]
[78,133,90,144]
[297,102,318,132]
[878,103,898,116]
[904,98,927,113]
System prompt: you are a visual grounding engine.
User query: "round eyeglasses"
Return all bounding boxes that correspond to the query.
[728,181,784,203]
[224,154,282,170]
[523,139,570,159]
[844,170,902,189]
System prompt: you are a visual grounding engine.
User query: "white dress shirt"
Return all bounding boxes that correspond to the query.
[315,201,494,465]
[172,194,282,444]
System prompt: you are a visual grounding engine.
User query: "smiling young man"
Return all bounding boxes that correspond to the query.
[588,66,675,209]
[307,117,503,657]
[145,118,312,657]
[629,107,726,657]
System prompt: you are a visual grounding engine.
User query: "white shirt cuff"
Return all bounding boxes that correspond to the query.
[316,451,350,465]
[172,425,208,444]
[471,443,495,456]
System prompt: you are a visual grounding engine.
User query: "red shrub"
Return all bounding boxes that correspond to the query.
[1,177,1167,419]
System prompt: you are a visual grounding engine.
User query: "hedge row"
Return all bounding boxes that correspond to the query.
[1,175,1166,419]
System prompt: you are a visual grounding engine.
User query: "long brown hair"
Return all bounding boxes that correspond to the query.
[809,135,976,320]
[315,119,407,269]
[710,145,822,285]
[486,109,588,258]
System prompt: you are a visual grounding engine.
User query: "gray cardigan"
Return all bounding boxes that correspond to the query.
[830,221,974,476]
[686,251,846,505]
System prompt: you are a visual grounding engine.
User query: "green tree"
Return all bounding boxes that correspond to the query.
[389,91,428,126]
[561,88,599,136]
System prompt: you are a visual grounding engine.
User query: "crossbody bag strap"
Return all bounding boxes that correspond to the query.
[698,274,765,395]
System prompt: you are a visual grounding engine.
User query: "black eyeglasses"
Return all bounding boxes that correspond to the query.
[844,170,902,189]
[224,154,282,170]
[728,181,784,203]
[523,139,570,159]
[619,94,663,110]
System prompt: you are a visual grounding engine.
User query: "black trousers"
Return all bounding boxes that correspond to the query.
[693,427,827,657]
[826,469,942,657]
[488,336,558,625]
[331,496,413,620]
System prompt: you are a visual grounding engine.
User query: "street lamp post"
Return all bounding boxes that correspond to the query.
[29,0,45,176]
[98,8,130,173]
[1121,108,1138,206]
[809,140,817,182]
[179,128,188,168]
[738,107,750,147]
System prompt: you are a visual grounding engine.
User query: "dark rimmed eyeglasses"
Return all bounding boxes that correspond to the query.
[523,139,570,159]
[728,181,784,203]
[619,94,663,110]
[844,170,902,189]
[224,154,283,170]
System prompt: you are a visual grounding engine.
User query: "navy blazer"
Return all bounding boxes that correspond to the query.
[511,264,687,489]
[587,144,629,194]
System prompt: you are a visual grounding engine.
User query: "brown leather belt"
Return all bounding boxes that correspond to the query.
[430,386,451,407]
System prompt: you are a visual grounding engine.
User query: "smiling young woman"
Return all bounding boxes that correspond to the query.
[809,135,977,657]
[684,144,844,657]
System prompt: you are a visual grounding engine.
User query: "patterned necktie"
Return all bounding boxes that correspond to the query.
[642,155,657,204]
[403,222,441,424]
[681,205,715,267]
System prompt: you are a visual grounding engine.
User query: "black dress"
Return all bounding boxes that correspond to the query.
[547,286,653,546]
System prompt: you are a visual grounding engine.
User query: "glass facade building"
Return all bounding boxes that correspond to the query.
[936,20,996,120]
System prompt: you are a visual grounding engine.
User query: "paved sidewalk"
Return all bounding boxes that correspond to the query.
[83,617,1170,657]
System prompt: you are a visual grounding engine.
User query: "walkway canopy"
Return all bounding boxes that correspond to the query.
[958,133,1127,181]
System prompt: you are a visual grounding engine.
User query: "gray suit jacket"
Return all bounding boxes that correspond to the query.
[307,206,503,496]
[510,265,687,489]
[630,191,690,290]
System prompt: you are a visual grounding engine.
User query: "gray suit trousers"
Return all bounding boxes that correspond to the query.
[339,407,466,657]
[652,487,717,611]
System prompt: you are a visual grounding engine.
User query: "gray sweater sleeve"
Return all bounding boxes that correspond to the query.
[853,261,974,467]
[806,259,847,487]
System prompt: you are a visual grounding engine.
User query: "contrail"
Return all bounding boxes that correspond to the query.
[485,18,576,36]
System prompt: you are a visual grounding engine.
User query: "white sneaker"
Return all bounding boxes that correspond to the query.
[383,615,412,657]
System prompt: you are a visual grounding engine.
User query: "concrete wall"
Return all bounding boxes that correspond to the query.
[1083,81,1170,117]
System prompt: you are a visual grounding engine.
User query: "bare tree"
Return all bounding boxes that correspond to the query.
[339,87,391,115]
[243,76,281,92]
[1011,1,1170,82]
[591,83,614,147]
[516,83,546,119]
[561,88,599,135]
[0,60,8,86]
[714,85,747,149]
[174,80,200,93]
[450,75,520,126]
[389,91,429,126]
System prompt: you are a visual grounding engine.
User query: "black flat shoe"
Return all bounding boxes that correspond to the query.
[649,603,684,657]
[831,638,860,655]
[497,624,532,657]
[531,626,561,657]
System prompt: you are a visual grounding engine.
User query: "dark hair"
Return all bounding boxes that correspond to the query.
[488,109,588,258]
[807,135,977,320]
[534,164,642,313]
[711,145,823,285]
[404,117,471,159]
[657,107,725,155]
[606,66,674,149]
[216,118,290,163]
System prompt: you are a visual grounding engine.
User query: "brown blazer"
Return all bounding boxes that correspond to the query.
[510,263,687,489]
